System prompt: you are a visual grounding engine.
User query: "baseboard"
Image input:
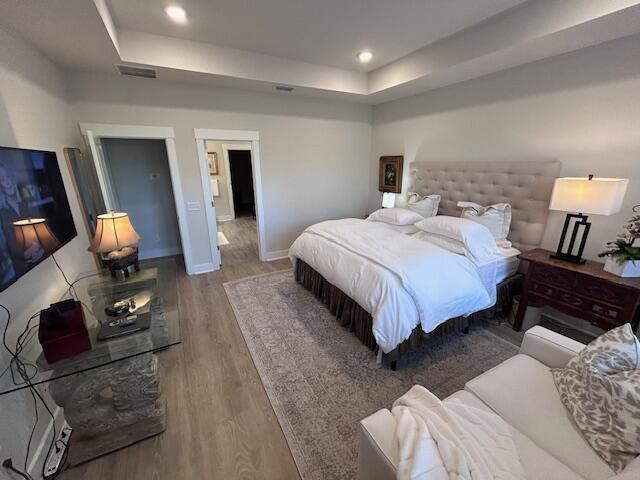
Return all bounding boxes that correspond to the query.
[139,246,182,260]
[265,250,289,261]
[216,215,234,222]
[192,262,215,274]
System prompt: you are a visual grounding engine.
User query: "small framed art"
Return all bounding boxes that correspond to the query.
[378,156,404,193]
[208,152,218,175]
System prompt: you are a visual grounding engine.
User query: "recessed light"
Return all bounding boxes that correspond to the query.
[164,5,187,23]
[358,51,373,63]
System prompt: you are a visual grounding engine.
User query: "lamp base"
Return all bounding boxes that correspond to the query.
[101,247,140,278]
[550,252,587,265]
[551,213,591,265]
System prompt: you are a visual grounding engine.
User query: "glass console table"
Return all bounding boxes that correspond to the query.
[0,257,181,465]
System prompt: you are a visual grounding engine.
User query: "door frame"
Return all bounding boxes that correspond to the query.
[194,128,266,262]
[79,123,196,275]
[221,142,252,221]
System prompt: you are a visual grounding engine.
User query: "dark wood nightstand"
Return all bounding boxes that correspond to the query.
[514,248,640,332]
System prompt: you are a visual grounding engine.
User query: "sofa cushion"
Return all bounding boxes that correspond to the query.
[464,354,614,480]
[552,324,640,473]
[446,390,584,480]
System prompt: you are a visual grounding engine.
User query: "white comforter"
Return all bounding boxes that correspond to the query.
[393,385,526,480]
[288,219,496,353]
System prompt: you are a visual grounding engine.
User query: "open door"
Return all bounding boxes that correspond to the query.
[85,130,118,211]
[196,138,222,269]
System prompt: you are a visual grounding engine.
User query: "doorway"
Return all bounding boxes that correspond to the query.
[205,141,257,265]
[194,128,266,267]
[228,149,255,219]
[101,138,182,260]
[80,123,196,274]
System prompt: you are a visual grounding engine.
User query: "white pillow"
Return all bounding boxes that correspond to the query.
[415,216,500,265]
[407,193,440,218]
[458,201,512,248]
[378,223,420,235]
[412,231,466,256]
[368,208,424,226]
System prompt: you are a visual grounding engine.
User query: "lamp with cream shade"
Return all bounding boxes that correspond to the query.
[549,175,628,264]
[89,212,141,278]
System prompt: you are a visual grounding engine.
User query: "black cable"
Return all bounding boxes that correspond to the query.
[50,254,72,288]
[1,304,58,480]
[2,459,31,480]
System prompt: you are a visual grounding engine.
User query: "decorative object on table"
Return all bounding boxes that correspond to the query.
[378,155,404,194]
[12,217,61,263]
[381,191,396,208]
[105,299,131,316]
[549,175,628,264]
[97,311,152,340]
[599,205,640,277]
[513,248,640,333]
[39,299,91,363]
[89,211,141,278]
[99,290,153,340]
[208,151,218,175]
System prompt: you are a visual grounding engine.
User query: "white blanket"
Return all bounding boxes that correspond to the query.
[393,386,526,480]
[288,219,496,353]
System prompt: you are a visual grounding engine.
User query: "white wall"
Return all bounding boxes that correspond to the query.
[102,138,182,259]
[0,27,96,478]
[68,73,373,261]
[371,34,640,261]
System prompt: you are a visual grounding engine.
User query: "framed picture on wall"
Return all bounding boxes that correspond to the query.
[378,155,404,193]
[208,152,218,175]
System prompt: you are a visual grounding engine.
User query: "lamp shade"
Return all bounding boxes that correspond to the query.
[89,212,141,253]
[549,177,628,215]
[13,218,61,257]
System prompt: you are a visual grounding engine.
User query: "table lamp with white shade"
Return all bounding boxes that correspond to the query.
[549,175,628,264]
[89,211,141,278]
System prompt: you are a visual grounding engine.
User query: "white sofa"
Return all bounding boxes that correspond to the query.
[357,326,640,480]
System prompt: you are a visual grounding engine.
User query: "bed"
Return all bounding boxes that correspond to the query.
[289,160,561,368]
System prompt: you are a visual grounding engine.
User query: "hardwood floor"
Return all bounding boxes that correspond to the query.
[61,250,300,479]
[219,217,260,265]
[60,220,523,480]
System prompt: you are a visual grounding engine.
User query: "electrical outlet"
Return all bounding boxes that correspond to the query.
[43,421,72,479]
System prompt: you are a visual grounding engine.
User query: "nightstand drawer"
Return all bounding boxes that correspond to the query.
[578,276,634,305]
[531,282,557,299]
[557,291,585,308]
[530,264,574,289]
[589,301,624,323]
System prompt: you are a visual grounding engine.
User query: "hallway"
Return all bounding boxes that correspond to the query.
[218,217,259,265]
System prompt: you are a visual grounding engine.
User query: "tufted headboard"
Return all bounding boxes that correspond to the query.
[408,160,561,251]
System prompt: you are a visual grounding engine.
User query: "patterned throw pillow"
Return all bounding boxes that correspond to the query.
[552,324,640,473]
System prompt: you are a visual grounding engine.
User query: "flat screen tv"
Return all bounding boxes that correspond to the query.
[0,146,77,292]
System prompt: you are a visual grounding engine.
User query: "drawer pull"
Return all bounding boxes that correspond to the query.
[533,284,554,296]
[592,303,619,319]
[559,293,582,306]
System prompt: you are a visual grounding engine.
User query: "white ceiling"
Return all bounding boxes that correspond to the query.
[2,0,640,104]
[0,0,119,72]
[106,0,525,71]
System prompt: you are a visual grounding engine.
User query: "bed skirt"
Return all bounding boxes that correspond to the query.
[294,259,523,366]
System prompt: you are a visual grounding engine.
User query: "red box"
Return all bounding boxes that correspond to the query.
[38,301,92,363]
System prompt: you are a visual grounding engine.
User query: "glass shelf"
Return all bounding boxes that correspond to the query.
[0,257,181,396]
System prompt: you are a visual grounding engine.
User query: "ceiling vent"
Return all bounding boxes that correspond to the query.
[275,85,294,92]
[115,64,157,79]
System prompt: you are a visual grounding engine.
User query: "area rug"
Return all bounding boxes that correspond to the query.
[224,270,519,480]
